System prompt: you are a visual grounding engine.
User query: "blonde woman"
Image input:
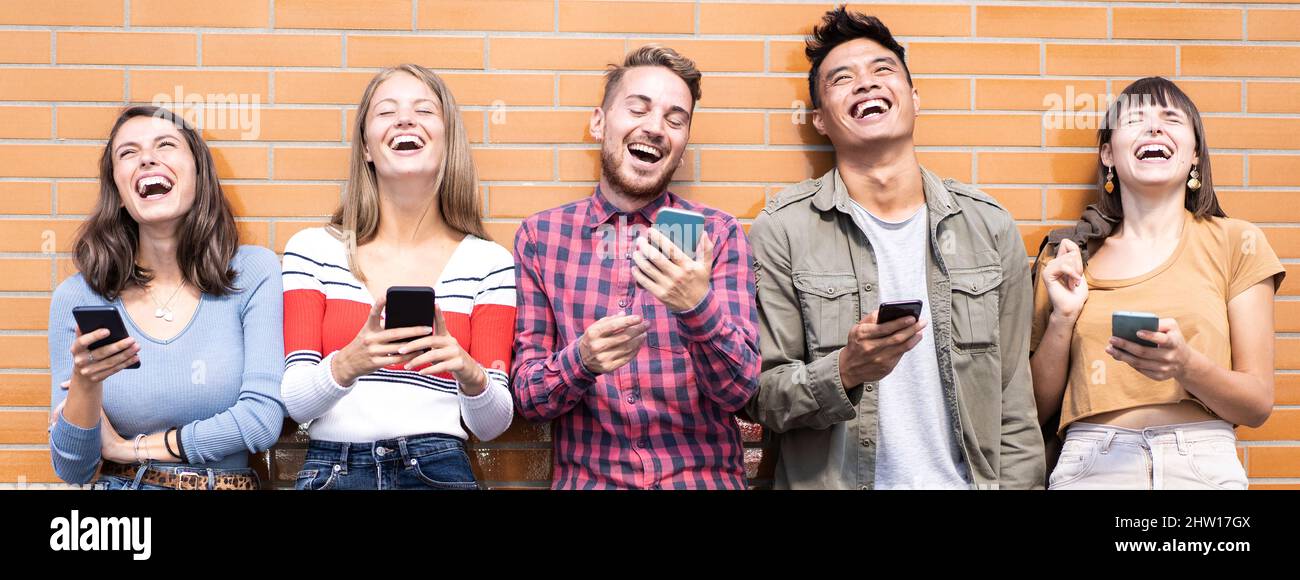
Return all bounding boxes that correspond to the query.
[281,64,516,490]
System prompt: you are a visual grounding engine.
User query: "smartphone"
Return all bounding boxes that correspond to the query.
[877,300,923,325]
[1112,311,1159,348]
[653,208,707,260]
[71,306,140,369]
[385,286,436,342]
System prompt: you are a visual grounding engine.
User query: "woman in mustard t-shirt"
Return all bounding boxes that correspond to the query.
[1030,77,1284,490]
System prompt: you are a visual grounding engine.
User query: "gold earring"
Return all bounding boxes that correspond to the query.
[1187,166,1202,192]
[1104,166,1115,194]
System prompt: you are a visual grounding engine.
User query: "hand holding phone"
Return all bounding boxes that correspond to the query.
[1112,311,1159,349]
[331,290,434,386]
[653,208,706,260]
[68,306,142,386]
[1107,313,1194,383]
[385,286,437,342]
[838,307,928,388]
[634,220,716,313]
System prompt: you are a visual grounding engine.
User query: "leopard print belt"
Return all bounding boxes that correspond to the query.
[101,462,259,490]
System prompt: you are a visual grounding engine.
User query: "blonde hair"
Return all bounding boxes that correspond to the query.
[329,64,487,281]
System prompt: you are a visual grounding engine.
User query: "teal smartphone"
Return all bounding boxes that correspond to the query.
[653,208,706,259]
[1112,311,1159,349]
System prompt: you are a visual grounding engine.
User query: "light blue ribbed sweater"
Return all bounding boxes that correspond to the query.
[48,245,287,484]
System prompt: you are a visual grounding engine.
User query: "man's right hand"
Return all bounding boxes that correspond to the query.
[838,310,927,389]
[579,314,649,375]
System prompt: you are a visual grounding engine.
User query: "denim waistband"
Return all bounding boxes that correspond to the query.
[1065,420,1236,453]
[304,432,467,466]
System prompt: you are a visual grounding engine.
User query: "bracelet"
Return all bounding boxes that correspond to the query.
[163,427,182,460]
[132,434,147,464]
[175,426,187,463]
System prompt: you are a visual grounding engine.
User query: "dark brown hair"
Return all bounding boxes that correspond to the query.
[601,44,702,111]
[329,64,488,281]
[1096,77,1226,223]
[74,105,239,299]
[805,6,911,109]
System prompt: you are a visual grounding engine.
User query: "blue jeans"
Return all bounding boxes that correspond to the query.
[93,463,261,490]
[294,433,479,490]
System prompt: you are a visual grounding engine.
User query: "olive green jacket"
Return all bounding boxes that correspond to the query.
[745,166,1045,489]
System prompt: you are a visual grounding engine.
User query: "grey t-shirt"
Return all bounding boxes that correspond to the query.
[847,200,971,490]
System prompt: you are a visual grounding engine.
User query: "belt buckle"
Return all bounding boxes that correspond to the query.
[174,470,208,491]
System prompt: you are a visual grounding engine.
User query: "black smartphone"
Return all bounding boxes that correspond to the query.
[1112,311,1159,348]
[653,208,707,260]
[385,286,436,342]
[71,306,140,369]
[877,300,923,325]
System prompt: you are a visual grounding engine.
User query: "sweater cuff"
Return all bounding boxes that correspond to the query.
[53,411,101,455]
[51,411,103,480]
[283,351,353,424]
[459,366,500,407]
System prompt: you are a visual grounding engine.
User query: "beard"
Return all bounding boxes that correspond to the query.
[599,138,676,200]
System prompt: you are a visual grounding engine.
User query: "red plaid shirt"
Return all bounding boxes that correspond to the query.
[511,188,760,489]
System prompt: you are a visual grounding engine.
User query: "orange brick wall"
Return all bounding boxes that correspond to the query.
[2,0,1299,489]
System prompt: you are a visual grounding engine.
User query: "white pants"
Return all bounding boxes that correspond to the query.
[1049,420,1248,490]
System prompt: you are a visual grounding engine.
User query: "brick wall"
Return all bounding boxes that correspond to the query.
[1,0,1298,489]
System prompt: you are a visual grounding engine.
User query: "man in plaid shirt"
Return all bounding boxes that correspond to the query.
[511,45,760,489]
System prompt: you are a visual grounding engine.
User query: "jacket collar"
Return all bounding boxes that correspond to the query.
[811,165,962,219]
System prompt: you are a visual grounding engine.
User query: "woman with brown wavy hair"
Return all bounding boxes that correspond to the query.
[1030,77,1283,489]
[48,106,286,489]
[280,64,516,490]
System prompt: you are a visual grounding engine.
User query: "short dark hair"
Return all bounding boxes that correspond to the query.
[602,44,702,111]
[805,6,911,109]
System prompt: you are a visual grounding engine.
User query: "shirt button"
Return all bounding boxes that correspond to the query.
[637,438,649,448]
[861,439,873,447]
[865,383,875,392]
[626,394,637,404]
[863,284,873,292]
[375,447,388,456]
[618,300,627,308]
[859,484,869,490]
[826,287,836,295]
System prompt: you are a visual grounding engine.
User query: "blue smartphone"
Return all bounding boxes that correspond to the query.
[653,208,706,260]
[1112,311,1159,349]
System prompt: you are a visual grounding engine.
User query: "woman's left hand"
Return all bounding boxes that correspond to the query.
[97,410,134,464]
[1106,318,1194,382]
[398,306,487,395]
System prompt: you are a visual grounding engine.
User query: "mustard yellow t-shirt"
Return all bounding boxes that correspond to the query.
[1031,211,1285,434]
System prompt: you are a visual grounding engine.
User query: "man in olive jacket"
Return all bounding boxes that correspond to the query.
[746,7,1044,489]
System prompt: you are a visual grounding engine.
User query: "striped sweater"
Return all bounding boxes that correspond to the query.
[280,227,516,443]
